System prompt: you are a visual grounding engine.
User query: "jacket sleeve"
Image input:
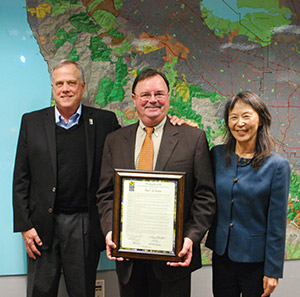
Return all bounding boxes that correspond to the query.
[13,115,34,232]
[264,157,290,278]
[96,134,115,236]
[183,130,216,245]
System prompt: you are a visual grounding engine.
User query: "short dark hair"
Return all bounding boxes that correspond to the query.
[224,91,276,168]
[50,59,85,82]
[132,68,170,94]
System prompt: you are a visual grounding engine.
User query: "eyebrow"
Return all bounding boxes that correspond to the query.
[229,111,254,116]
[55,79,77,83]
[140,90,166,93]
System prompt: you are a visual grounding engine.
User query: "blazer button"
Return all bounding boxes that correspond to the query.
[48,208,53,214]
[229,222,234,228]
[52,187,56,193]
[234,177,238,183]
[230,200,234,205]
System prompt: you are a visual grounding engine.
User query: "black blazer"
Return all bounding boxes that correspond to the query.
[97,118,216,283]
[13,105,120,251]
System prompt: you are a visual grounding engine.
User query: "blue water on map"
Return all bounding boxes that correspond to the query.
[201,0,280,22]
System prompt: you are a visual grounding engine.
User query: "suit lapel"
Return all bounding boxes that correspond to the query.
[82,106,95,187]
[43,107,57,177]
[155,119,179,171]
[121,123,138,169]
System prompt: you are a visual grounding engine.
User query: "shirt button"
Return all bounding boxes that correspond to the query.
[52,187,56,193]
[48,208,53,214]
[234,177,238,183]
[229,222,234,228]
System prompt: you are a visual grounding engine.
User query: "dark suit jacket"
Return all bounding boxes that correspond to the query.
[13,105,120,252]
[97,118,216,283]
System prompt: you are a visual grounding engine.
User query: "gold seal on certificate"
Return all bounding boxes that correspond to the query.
[112,169,185,261]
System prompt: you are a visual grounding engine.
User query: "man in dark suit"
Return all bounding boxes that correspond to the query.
[97,68,216,297]
[13,59,120,297]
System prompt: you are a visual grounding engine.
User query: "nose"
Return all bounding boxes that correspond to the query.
[148,93,157,103]
[236,117,245,126]
[62,82,69,92]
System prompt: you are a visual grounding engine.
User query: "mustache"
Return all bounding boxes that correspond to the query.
[144,103,162,108]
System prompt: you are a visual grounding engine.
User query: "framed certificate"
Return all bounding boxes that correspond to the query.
[112,169,185,261]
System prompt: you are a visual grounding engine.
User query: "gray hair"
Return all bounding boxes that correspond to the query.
[50,59,85,82]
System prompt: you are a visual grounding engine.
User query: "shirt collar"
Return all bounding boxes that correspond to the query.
[55,103,82,129]
[138,117,167,136]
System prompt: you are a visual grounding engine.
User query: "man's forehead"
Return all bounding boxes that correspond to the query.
[52,67,80,79]
[53,64,78,74]
[135,75,168,90]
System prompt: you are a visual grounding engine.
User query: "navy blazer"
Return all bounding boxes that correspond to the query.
[206,145,290,278]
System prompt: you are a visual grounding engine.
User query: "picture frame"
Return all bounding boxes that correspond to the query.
[112,169,185,261]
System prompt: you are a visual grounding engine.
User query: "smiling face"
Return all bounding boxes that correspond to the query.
[228,99,261,150]
[51,63,85,121]
[132,74,170,126]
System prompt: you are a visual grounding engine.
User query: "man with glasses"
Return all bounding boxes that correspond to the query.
[97,68,216,297]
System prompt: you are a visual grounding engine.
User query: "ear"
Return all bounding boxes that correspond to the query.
[132,93,137,107]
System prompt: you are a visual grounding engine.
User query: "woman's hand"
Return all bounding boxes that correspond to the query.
[261,276,278,297]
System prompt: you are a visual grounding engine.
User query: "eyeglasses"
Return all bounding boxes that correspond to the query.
[134,91,168,101]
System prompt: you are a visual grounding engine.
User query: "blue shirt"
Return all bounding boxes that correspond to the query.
[55,104,82,129]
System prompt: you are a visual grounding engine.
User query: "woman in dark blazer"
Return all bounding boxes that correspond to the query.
[206,91,290,297]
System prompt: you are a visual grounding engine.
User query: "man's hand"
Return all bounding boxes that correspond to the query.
[105,231,125,261]
[168,115,199,128]
[261,276,278,297]
[167,237,193,267]
[22,228,42,260]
